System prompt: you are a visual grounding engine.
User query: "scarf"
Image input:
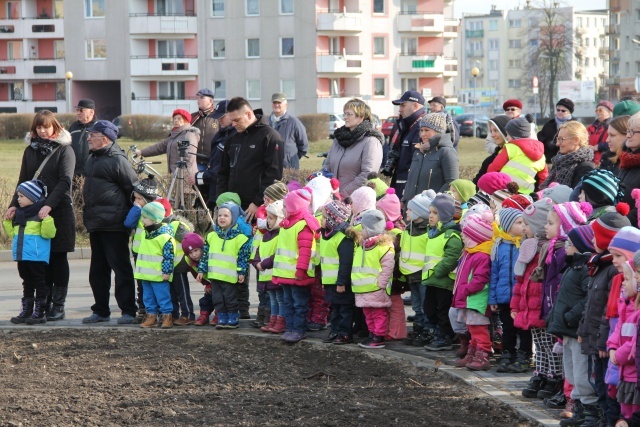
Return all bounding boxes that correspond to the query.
[555,115,572,127]
[530,238,557,282]
[333,120,384,149]
[543,146,594,188]
[606,273,623,319]
[545,236,567,264]
[588,251,613,277]
[619,149,640,170]
[514,237,538,277]
[466,240,493,255]
[490,222,521,261]
[30,137,58,157]
[13,197,46,226]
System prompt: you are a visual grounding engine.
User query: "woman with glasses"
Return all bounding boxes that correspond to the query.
[537,98,577,163]
[600,115,630,174]
[618,111,640,225]
[540,121,595,189]
[587,100,614,166]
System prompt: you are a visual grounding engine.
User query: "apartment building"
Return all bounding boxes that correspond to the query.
[607,0,640,101]
[0,0,459,120]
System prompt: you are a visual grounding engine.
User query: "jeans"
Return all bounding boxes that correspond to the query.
[282,285,310,333]
[142,280,173,315]
[330,303,354,336]
[268,288,285,316]
[409,282,427,327]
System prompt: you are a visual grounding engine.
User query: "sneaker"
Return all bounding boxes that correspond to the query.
[333,335,353,345]
[280,331,293,341]
[322,332,338,343]
[82,313,111,324]
[424,336,453,351]
[284,332,307,343]
[307,322,327,332]
[116,314,136,324]
[358,336,385,349]
[507,351,531,373]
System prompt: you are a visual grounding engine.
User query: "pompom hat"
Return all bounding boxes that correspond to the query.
[501,194,532,211]
[264,181,288,202]
[580,169,623,207]
[132,174,159,203]
[323,200,351,229]
[591,203,632,251]
[477,172,512,196]
[376,188,402,222]
[552,201,593,237]
[305,176,332,213]
[462,211,494,245]
[367,175,390,199]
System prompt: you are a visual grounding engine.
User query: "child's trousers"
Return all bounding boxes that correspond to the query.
[142,280,173,315]
[531,327,563,378]
[170,271,195,320]
[363,307,388,337]
[211,280,239,313]
[18,261,48,299]
[424,286,453,337]
[282,284,310,333]
[562,336,597,405]
[498,304,532,356]
[268,288,285,316]
[307,277,330,325]
[330,303,354,337]
[386,294,408,339]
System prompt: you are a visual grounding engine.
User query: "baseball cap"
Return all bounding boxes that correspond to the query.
[392,90,425,106]
[428,96,447,107]
[87,120,118,142]
[271,92,287,103]
[210,99,229,120]
[196,88,215,98]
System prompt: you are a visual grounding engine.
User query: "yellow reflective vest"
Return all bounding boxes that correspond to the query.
[134,232,174,282]
[399,230,429,278]
[319,231,348,285]
[352,243,393,294]
[257,233,278,282]
[501,143,546,195]
[205,230,249,284]
[424,229,460,281]
[131,219,144,254]
[273,220,316,279]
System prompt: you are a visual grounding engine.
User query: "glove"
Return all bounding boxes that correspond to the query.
[381,166,393,177]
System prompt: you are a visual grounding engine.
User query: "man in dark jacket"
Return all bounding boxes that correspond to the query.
[190,88,218,170]
[82,120,139,325]
[216,97,284,222]
[68,98,97,177]
[269,92,308,169]
[381,90,426,199]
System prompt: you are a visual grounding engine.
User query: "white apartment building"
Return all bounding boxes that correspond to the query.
[0,0,460,121]
[607,0,640,101]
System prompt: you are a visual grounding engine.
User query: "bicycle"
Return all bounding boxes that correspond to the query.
[127,144,169,197]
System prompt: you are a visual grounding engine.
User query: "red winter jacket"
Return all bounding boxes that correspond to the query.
[488,138,549,187]
[510,253,546,330]
[272,210,319,286]
[587,120,610,165]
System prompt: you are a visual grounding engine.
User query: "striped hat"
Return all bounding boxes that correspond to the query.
[501,194,532,211]
[141,201,165,223]
[608,226,640,260]
[264,181,288,202]
[498,208,523,234]
[591,203,632,251]
[17,179,46,203]
[323,200,351,229]
[462,211,494,246]
[567,225,595,253]
[467,191,490,207]
[581,169,623,207]
[552,202,593,237]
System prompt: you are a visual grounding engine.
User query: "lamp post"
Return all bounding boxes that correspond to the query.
[65,71,73,113]
[471,67,480,137]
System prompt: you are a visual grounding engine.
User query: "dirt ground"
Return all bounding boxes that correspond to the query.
[0,329,539,427]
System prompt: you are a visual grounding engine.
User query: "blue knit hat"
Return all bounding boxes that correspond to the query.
[567,225,595,253]
[498,208,523,234]
[407,190,436,221]
[218,202,243,228]
[609,226,640,260]
[17,180,47,203]
[580,169,624,207]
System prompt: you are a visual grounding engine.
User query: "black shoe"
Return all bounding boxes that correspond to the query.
[239,311,251,320]
[424,336,453,351]
[402,297,412,306]
[333,335,353,345]
[559,400,584,427]
[496,350,513,373]
[576,403,602,427]
[322,332,338,343]
[407,315,416,322]
[507,350,531,373]
[522,375,546,398]
[10,298,34,324]
[537,377,562,399]
[544,389,567,409]
[46,286,68,321]
[46,304,65,321]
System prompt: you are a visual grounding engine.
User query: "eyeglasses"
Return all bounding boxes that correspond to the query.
[626,129,640,137]
[556,108,568,113]
[87,133,104,139]
[556,136,576,143]
[343,112,356,117]
[505,108,520,112]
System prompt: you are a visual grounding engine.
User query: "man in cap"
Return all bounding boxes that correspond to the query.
[269,92,308,170]
[381,90,426,198]
[68,98,97,177]
[81,120,139,325]
[190,88,218,171]
[428,96,460,148]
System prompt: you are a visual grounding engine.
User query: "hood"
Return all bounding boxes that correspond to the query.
[244,113,271,134]
[170,124,200,138]
[25,128,72,146]
[509,138,545,161]
[429,132,453,149]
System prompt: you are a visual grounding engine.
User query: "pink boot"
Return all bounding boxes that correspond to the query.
[268,316,286,333]
[261,315,277,333]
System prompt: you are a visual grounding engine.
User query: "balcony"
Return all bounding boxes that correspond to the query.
[444,19,459,38]
[0,18,64,39]
[317,53,362,75]
[465,29,484,38]
[443,58,458,77]
[398,53,444,75]
[0,58,65,79]
[129,14,197,36]
[607,24,619,35]
[608,76,620,85]
[317,96,361,114]
[0,100,66,114]
[316,11,362,33]
[130,56,198,77]
[466,49,484,58]
[131,99,197,116]
[397,12,444,34]
[599,47,609,57]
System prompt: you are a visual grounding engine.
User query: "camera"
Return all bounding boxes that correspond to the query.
[177,139,190,148]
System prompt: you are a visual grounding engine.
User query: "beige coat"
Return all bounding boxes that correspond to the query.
[140,124,200,177]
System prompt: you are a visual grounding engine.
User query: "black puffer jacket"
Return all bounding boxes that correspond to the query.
[69,118,96,176]
[546,253,591,339]
[83,142,138,233]
[617,147,640,226]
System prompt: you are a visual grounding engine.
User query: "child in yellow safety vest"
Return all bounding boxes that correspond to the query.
[133,201,175,329]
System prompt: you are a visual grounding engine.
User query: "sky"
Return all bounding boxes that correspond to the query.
[453,0,607,18]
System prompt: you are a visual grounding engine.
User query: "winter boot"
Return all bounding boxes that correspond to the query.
[215,312,229,330]
[140,313,158,328]
[466,350,491,371]
[261,315,277,332]
[210,313,219,326]
[25,298,47,325]
[522,375,546,398]
[10,298,34,324]
[453,345,476,368]
[135,308,146,324]
[268,316,286,333]
[46,286,68,321]
[577,403,602,427]
[250,307,265,328]
[456,332,471,358]
[161,314,173,329]
[226,312,240,329]
[194,311,211,326]
[496,350,513,373]
[507,350,531,373]
[560,400,585,427]
[544,389,567,409]
[537,377,562,399]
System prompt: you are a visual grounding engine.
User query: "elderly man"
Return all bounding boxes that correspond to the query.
[381,90,426,198]
[68,98,97,177]
[216,97,284,221]
[428,96,460,148]
[190,88,218,171]
[269,92,308,169]
[81,120,139,325]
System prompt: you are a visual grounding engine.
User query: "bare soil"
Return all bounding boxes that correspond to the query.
[0,329,539,427]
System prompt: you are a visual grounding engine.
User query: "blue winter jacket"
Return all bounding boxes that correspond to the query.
[388,109,425,185]
[489,241,519,305]
[270,112,308,169]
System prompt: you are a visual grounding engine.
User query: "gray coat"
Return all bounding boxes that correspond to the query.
[402,133,459,202]
[325,133,383,197]
[270,112,308,169]
[140,124,200,177]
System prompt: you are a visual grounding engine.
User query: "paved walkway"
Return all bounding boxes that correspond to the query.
[0,258,561,426]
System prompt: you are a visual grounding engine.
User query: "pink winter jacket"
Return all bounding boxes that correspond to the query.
[354,239,394,309]
[451,251,491,311]
[510,253,546,330]
[271,210,320,287]
[606,296,640,383]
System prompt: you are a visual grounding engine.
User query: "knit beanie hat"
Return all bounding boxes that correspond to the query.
[172,108,192,122]
[537,183,573,205]
[131,174,159,203]
[323,200,351,229]
[597,100,614,113]
[360,209,386,237]
[218,202,244,228]
[450,179,476,203]
[477,172,512,195]
[283,189,312,215]
[522,197,554,238]
[407,189,437,221]
[367,175,390,200]
[461,203,492,228]
[591,203,632,251]
[376,188,402,222]
[431,193,456,224]
[462,211,494,246]
[567,225,596,253]
[505,116,534,139]
[552,201,593,237]
[181,232,204,254]
[501,193,532,211]
[608,226,640,260]
[453,200,463,221]
[580,169,623,207]
[264,181,288,202]
[634,250,640,269]
[306,176,332,213]
[350,186,377,216]
[17,179,46,203]
[156,197,173,217]
[141,201,165,223]
[467,191,490,207]
[491,182,520,204]
[556,98,575,114]
[613,100,640,118]
[503,99,523,110]
[488,115,510,142]
[420,112,447,133]
[499,207,523,234]
[265,200,285,229]
[216,192,241,207]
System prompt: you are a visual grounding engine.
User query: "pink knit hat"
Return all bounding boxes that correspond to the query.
[552,201,593,237]
[462,211,495,246]
[477,172,512,195]
[350,186,377,216]
[284,189,312,215]
[376,188,402,222]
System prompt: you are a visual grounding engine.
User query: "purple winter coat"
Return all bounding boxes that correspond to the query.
[541,243,566,319]
[451,250,492,311]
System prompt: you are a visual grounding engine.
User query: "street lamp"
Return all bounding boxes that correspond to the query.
[471,67,480,137]
[65,71,73,113]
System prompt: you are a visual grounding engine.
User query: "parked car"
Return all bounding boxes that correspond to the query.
[328,113,345,138]
[454,113,489,138]
[372,114,382,133]
[381,116,398,139]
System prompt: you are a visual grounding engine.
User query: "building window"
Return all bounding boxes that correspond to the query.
[530,39,538,47]
[85,0,104,18]
[247,79,261,100]
[508,39,521,48]
[373,36,386,56]
[508,79,521,88]
[585,57,590,66]
[213,80,226,99]
[54,40,65,59]
[577,17,582,26]
[10,82,23,101]
[585,38,590,47]
[509,59,521,68]
[508,19,521,27]
[211,0,224,17]
[401,0,418,14]
[246,38,260,58]
[489,20,497,30]
[636,61,640,73]
[56,82,66,100]
[281,79,295,99]
[246,0,259,16]
[489,59,498,70]
[373,0,385,14]
[212,39,225,59]
[86,39,106,59]
[401,37,418,55]
[159,81,185,100]
[373,77,386,97]
[158,39,184,58]
[280,37,294,57]
[488,39,498,50]
[401,78,417,93]
[280,0,293,14]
